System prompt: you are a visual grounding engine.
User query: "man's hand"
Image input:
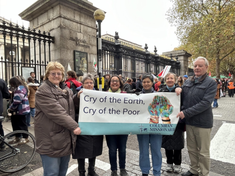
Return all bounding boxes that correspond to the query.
[175,87,182,96]
[73,127,81,135]
[177,111,185,119]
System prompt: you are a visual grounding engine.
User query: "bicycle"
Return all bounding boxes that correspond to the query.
[0,116,36,173]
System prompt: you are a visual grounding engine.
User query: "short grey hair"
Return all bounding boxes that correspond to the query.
[165,72,176,83]
[193,56,209,67]
[82,73,94,84]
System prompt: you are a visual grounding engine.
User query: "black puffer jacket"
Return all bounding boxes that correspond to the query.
[0,79,10,115]
[73,94,103,159]
[159,84,184,150]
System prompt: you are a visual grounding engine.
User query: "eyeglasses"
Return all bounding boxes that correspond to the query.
[111,80,119,83]
[50,72,62,77]
[84,82,94,85]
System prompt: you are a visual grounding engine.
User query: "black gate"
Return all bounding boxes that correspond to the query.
[0,20,54,83]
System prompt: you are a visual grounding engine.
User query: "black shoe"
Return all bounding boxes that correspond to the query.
[87,169,98,176]
[142,174,148,176]
[181,171,198,176]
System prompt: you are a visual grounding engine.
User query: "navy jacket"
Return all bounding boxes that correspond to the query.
[181,74,217,128]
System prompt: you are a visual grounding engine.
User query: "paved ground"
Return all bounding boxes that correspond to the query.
[1,94,234,176]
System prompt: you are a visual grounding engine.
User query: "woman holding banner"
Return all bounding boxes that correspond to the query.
[106,75,129,176]
[73,74,103,176]
[137,74,162,176]
[159,72,184,174]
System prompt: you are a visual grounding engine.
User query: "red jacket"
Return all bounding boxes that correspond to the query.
[65,78,82,88]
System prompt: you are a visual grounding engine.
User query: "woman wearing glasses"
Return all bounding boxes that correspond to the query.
[34,61,81,176]
[106,76,129,176]
[73,74,103,176]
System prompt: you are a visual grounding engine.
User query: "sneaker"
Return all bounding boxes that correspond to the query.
[8,137,21,144]
[174,165,182,174]
[120,168,129,176]
[111,170,118,176]
[166,164,173,173]
[18,138,29,145]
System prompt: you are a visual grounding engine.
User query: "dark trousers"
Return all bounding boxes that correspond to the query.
[228,89,234,97]
[77,157,96,173]
[106,135,128,171]
[11,114,28,138]
[165,149,182,165]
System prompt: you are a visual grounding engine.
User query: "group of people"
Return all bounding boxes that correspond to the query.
[0,56,219,176]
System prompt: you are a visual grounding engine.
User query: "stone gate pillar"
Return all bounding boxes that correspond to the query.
[19,0,99,75]
[162,50,192,76]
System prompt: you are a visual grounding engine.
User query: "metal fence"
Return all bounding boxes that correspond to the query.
[0,20,54,83]
[101,32,181,78]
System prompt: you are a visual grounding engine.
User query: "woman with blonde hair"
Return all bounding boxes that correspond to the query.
[35,61,81,176]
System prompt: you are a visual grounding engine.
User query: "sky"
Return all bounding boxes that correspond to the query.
[0,0,179,54]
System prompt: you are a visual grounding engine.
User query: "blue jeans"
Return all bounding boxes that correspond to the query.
[40,154,70,176]
[106,135,128,171]
[137,134,162,176]
[213,99,218,107]
[26,108,36,126]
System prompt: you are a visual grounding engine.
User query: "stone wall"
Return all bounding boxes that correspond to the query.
[20,0,98,74]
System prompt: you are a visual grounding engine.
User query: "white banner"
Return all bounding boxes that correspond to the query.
[79,89,180,135]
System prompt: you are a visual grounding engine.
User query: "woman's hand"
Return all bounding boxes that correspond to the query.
[77,89,83,98]
[73,127,81,135]
[177,111,185,119]
[175,87,182,96]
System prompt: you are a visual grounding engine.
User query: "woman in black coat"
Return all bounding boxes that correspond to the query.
[158,72,184,174]
[73,74,103,176]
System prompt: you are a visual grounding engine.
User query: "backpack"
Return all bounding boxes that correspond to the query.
[69,81,78,95]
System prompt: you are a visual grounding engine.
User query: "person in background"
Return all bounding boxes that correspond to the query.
[35,61,81,176]
[212,79,220,108]
[137,74,162,176]
[103,74,111,91]
[136,75,143,92]
[40,75,44,85]
[30,72,39,84]
[183,75,188,82]
[106,75,129,176]
[73,74,103,176]
[159,72,184,174]
[154,77,161,91]
[0,78,10,150]
[26,77,39,126]
[178,57,217,176]
[131,77,136,90]
[177,76,184,87]
[123,78,135,93]
[8,77,30,144]
[65,70,82,94]
[227,79,234,97]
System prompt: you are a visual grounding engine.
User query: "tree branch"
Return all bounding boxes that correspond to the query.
[201,0,210,15]
[220,48,235,61]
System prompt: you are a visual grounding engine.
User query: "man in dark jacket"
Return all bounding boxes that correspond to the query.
[0,79,10,150]
[136,75,143,92]
[177,57,217,176]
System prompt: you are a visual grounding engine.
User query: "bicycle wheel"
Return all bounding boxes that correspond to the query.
[0,130,36,173]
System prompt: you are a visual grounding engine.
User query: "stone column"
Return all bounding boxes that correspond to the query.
[19,0,99,75]
[162,50,192,76]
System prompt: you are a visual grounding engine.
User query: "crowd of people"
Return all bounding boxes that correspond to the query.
[0,56,232,176]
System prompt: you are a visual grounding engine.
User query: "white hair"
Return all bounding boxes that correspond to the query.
[193,56,209,67]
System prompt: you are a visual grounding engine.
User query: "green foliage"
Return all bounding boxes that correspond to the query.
[168,0,235,78]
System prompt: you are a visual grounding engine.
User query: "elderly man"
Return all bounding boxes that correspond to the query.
[177,57,217,176]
